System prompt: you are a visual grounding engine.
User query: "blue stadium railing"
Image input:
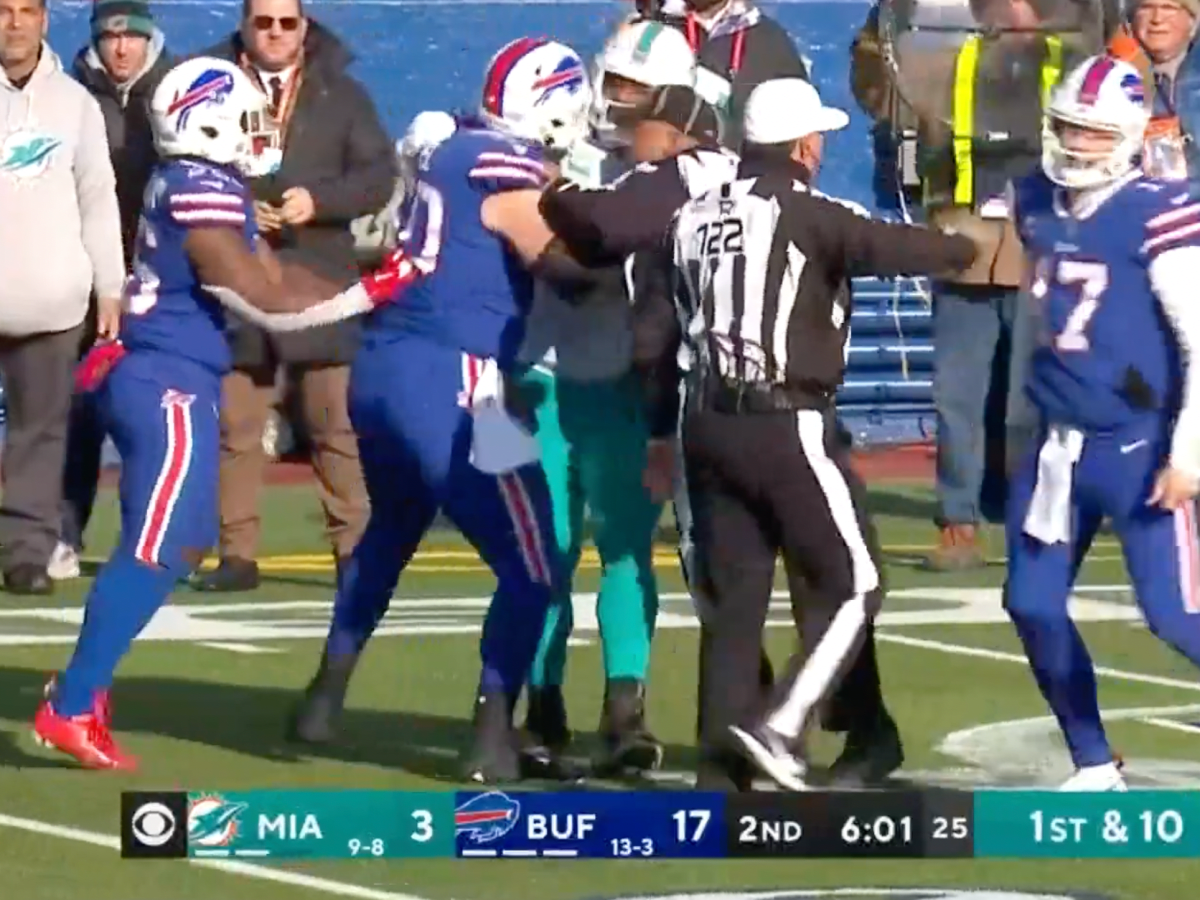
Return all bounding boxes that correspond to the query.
[0,278,935,452]
[840,275,935,446]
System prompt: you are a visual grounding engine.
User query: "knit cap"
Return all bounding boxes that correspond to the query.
[91,0,156,40]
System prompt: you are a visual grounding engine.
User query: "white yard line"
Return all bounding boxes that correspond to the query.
[877,632,1200,692]
[1141,716,1200,735]
[0,812,440,900]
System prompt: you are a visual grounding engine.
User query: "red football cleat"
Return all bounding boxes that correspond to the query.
[33,700,136,771]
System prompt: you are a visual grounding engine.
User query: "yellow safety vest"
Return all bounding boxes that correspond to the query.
[951,34,1063,205]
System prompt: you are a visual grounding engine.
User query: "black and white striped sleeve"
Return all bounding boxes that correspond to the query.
[538,161,691,265]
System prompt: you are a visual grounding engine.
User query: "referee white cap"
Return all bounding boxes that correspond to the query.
[743,78,849,144]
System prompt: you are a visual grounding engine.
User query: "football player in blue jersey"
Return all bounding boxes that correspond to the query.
[288,38,601,782]
[33,57,409,769]
[1007,55,1200,792]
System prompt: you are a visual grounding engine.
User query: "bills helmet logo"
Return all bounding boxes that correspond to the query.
[454,791,520,844]
[167,69,235,130]
[1119,71,1145,106]
[532,55,585,106]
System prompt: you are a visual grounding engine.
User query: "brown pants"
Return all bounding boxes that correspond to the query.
[218,364,368,560]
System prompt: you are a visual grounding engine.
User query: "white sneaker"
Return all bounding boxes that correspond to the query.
[1059,761,1128,791]
[47,542,81,581]
[729,724,809,791]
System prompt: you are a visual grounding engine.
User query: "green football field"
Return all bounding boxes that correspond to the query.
[1,481,1198,900]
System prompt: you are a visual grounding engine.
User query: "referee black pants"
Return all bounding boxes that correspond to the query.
[685,405,885,789]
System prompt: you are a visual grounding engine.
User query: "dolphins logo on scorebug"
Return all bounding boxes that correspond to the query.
[454,791,521,844]
[188,794,248,847]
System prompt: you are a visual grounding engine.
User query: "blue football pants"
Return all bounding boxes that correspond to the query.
[326,338,558,697]
[1005,419,1200,769]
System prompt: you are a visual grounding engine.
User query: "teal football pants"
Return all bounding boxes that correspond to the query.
[516,367,661,687]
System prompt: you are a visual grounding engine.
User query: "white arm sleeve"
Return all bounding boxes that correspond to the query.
[1149,245,1200,476]
[203,283,375,333]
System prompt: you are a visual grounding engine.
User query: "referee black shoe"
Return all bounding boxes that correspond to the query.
[827,714,904,788]
[729,722,809,791]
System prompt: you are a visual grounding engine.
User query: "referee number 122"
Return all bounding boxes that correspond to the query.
[697,218,745,256]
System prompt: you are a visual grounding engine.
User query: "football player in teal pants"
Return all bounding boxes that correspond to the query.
[516,19,698,777]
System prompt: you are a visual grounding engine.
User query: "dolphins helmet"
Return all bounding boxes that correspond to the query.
[591,19,697,142]
[1042,55,1150,190]
[480,38,591,154]
[150,57,281,177]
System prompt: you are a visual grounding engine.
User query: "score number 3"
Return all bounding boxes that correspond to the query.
[1052,259,1109,353]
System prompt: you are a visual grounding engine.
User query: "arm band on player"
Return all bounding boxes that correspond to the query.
[203,283,376,332]
[1150,246,1200,476]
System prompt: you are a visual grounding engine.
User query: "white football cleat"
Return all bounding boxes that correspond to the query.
[729,724,809,791]
[1059,761,1128,791]
[47,542,81,580]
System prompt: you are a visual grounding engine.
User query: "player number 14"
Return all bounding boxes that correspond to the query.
[673,809,711,842]
[1053,259,1109,353]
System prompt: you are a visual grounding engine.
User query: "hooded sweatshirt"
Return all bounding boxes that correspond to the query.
[0,45,124,336]
[74,28,174,266]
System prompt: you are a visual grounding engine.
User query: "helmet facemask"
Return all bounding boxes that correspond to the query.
[237,100,283,178]
[1042,112,1143,190]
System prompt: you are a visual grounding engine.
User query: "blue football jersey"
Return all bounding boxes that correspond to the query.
[1015,169,1200,431]
[120,159,257,376]
[366,124,548,367]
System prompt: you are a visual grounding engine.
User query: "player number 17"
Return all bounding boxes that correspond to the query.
[1053,259,1109,353]
[672,809,710,842]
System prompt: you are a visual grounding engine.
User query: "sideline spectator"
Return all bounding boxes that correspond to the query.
[195,0,392,591]
[0,0,123,595]
[852,0,1104,571]
[51,0,175,581]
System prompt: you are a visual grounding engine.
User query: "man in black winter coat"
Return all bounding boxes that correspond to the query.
[194,0,395,592]
[52,0,175,583]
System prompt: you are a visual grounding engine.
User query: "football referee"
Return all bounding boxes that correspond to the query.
[667,79,979,790]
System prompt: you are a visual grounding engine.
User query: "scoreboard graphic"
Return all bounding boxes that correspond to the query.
[120,789,1200,860]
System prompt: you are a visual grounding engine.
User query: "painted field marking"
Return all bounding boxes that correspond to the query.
[161,544,1125,574]
[876,632,1200,693]
[1141,716,1200,735]
[0,812,438,900]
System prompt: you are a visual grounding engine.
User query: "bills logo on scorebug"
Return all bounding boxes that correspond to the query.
[455,791,521,844]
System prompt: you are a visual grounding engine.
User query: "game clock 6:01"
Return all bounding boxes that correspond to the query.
[727,790,975,858]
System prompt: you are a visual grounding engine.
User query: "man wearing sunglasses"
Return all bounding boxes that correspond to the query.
[196,0,396,594]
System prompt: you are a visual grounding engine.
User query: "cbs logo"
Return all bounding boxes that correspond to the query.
[130,801,177,847]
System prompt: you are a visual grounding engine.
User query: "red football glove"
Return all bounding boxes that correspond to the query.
[75,339,127,393]
[361,248,421,307]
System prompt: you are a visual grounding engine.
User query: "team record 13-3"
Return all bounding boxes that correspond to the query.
[118,789,1200,860]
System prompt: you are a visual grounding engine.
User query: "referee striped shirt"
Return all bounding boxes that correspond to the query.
[670,156,977,397]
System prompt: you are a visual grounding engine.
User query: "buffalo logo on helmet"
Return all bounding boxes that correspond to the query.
[167,69,235,130]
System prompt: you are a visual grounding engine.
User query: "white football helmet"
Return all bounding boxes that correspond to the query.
[150,57,280,178]
[479,38,591,154]
[1042,56,1150,190]
[590,20,697,142]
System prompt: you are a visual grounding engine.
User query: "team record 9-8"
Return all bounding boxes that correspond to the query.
[119,789,1200,860]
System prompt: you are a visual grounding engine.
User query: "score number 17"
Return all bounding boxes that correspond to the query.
[672,809,711,842]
